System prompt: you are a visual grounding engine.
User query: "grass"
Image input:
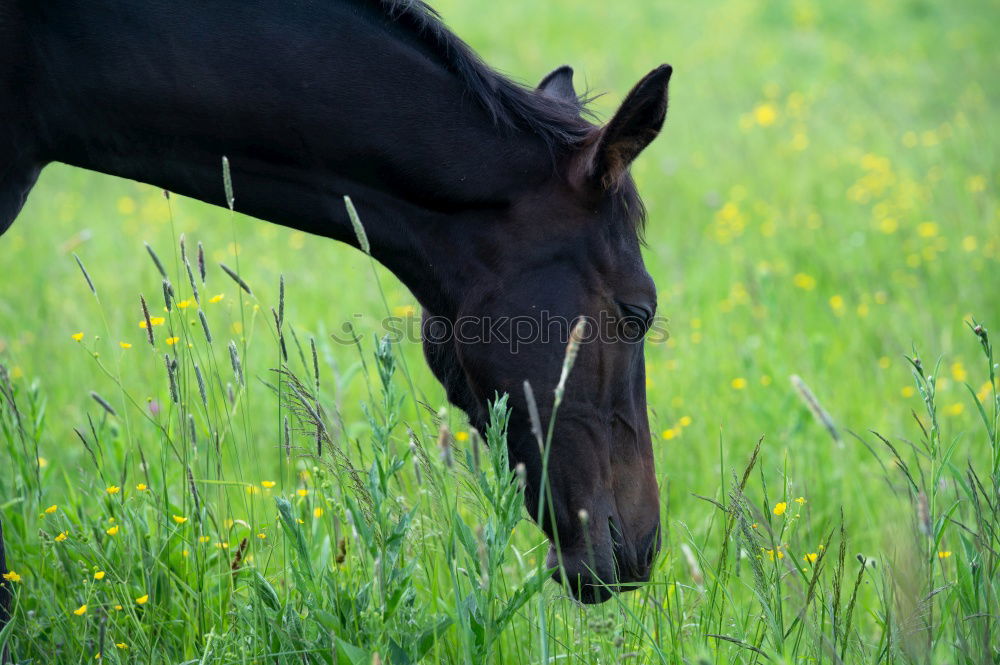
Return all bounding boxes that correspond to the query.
[1,0,998,662]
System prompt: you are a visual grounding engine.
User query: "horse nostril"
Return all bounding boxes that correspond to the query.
[639,527,660,571]
[608,517,624,551]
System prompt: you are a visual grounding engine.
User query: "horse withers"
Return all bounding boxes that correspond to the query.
[0,0,672,603]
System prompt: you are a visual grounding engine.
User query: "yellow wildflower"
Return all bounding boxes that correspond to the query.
[679,416,692,427]
[773,502,788,516]
[794,497,806,504]
[114,605,123,611]
[944,403,964,416]
[176,299,193,309]
[296,488,309,497]
[877,217,898,234]
[165,336,180,345]
[753,103,777,126]
[74,604,88,615]
[93,571,105,581]
[72,332,85,342]
[455,431,469,442]
[917,222,939,238]
[106,485,120,495]
[792,273,816,290]
[106,525,120,536]
[37,457,49,468]
[804,552,818,563]
[116,643,128,650]
[901,386,915,398]
[951,362,967,382]
[764,548,784,561]
[393,304,416,317]
[209,294,225,304]
[119,342,132,349]
[313,507,323,518]
[45,504,58,514]
[198,535,210,543]
[661,428,677,440]
[135,594,149,605]
[731,377,748,390]
[55,531,68,542]
[136,483,148,491]
[172,515,188,524]
[938,551,952,559]
[257,533,267,540]
[138,317,166,328]
[2,571,21,583]
[828,295,845,314]
[261,480,276,489]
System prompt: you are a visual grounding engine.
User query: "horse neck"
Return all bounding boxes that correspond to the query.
[21,0,554,313]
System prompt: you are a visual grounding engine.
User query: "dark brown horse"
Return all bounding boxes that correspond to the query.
[0,0,672,603]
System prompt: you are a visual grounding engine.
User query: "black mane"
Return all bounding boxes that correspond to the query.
[373,1,647,235]
[376,0,593,151]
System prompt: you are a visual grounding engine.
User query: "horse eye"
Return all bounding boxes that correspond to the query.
[618,302,654,335]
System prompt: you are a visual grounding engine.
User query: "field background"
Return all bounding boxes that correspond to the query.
[1,0,998,663]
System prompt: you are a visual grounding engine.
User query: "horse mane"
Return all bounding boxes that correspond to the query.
[372,1,646,237]
[375,0,593,151]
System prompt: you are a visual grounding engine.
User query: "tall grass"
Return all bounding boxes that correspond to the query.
[1,222,996,662]
[1,0,998,661]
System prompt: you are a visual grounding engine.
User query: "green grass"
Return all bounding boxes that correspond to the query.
[1,0,998,662]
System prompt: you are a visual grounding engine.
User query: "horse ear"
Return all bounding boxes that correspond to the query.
[538,65,580,110]
[589,64,672,189]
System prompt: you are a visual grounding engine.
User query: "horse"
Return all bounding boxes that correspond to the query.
[0,0,672,604]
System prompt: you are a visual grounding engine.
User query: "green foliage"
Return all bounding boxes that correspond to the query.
[0,0,998,662]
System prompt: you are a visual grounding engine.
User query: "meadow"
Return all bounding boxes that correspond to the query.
[1,0,998,662]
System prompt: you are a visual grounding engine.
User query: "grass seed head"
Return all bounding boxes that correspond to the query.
[437,423,454,468]
[222,156,235,210]
[343,195,370,254]
[89,391,117,418]
[144,242,168,279]
[197,242,206,283]
[790,374,841,445]
[73,253,97,296]
[917,490,931,537]
[140,295,154,345]
[165,354,179,404]
[185,257,200,304]
[194,363,207,406]
[229,341,243,385]
[198,310,213,343]
[162,279,174,312]
[219,263,252,295]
